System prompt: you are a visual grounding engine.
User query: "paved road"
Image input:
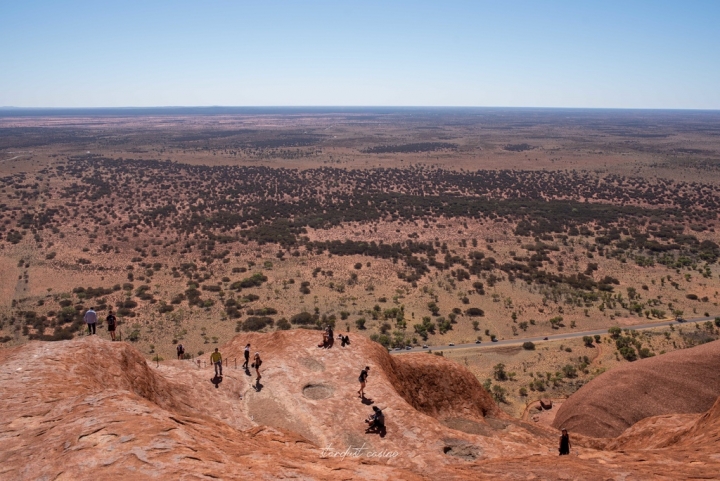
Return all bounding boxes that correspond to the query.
[389,315,719,355]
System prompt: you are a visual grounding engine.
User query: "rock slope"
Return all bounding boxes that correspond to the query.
[553,339,720,438]
[1,331,719,480]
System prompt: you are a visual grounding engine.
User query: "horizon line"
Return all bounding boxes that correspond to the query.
[2,105,720,115]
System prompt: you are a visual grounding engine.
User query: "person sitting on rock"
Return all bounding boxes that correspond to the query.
[318,327,330,348]
[365,406,385,433]
[559,428,571,455]
[340,335,350,347]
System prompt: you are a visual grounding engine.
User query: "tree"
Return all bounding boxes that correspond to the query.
[608,326,621,339]
[472,320,480,331]
[549,316,563,329]
[493,363,508,381]
[492,385,508,403]
[583,336,594,347]
[355,317,366,330]
[562,365,577,378]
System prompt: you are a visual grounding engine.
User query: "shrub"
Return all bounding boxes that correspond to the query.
[291,312,315,325]
[522,341,535,350]
[493,363,507,381]
[355,318,366,330]
[562,365,577,378]
[583,336,594,347]
[465,307,484,317]
[276,318,291,330]
[241,316,274,332]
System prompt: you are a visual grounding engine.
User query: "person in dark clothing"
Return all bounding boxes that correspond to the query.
[176,343,185,360]
[358,366,370,398]
[365,406,385,433]
[327,326,334,348]
[106,310,117,341]
[242,343,251,369]
[340,335,350,347]
[559,428,571,455]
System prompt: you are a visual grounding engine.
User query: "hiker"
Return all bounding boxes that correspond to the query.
[340,335,350,347]
[365,406,385,433]
[106,309,117,341]
[559,429,571,455]
[242,343,251,369]
[327,326,334,348]
[252,352,263,381]
[210,348,222,377]
[358,366,370,398]
[84,307,97,335]
[176,343,185,360]
[318,327,330,348]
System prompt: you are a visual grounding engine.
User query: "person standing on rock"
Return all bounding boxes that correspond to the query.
[176,343,185,360]
[84,307,97,335]
[252,352,262,381]
[106,309,117,341]
[559,428,571,455]
[327,326,334,348]
[358,366,370,398]
[210,348,223,377]
[242,343,251,369]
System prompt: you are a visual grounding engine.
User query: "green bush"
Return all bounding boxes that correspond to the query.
[290,312,316,325]
[241,316,274,332]
[522,341,535,350]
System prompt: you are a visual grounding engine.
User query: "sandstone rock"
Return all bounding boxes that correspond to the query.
[553,339,720,438]
[1,331,719,480]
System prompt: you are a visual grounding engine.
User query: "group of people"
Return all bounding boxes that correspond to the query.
[318,326,351,349]
[356,365,385,434]
[84,307,568,449]
[83,307,117,341]
[206,345,262,381]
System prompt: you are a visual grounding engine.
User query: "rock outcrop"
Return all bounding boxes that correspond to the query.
[553,339,720,438]
[1,331,719,480]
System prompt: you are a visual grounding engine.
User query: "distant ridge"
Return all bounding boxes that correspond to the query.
[1,106,719,118]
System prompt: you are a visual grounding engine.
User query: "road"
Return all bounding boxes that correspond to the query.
[389,315,718,355]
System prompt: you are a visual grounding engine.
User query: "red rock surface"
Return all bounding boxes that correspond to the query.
[1,331,719,480]
[552,339,720,438]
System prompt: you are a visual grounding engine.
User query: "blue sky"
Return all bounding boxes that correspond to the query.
[1,1,718,108]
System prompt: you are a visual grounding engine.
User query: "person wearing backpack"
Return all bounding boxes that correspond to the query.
[176,343,185,360]
[358,366,370,398]
[106,309,117,341]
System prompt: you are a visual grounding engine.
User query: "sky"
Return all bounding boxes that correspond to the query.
[1,1,719,109]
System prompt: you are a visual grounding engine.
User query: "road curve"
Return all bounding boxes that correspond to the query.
[389,315,718,355]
